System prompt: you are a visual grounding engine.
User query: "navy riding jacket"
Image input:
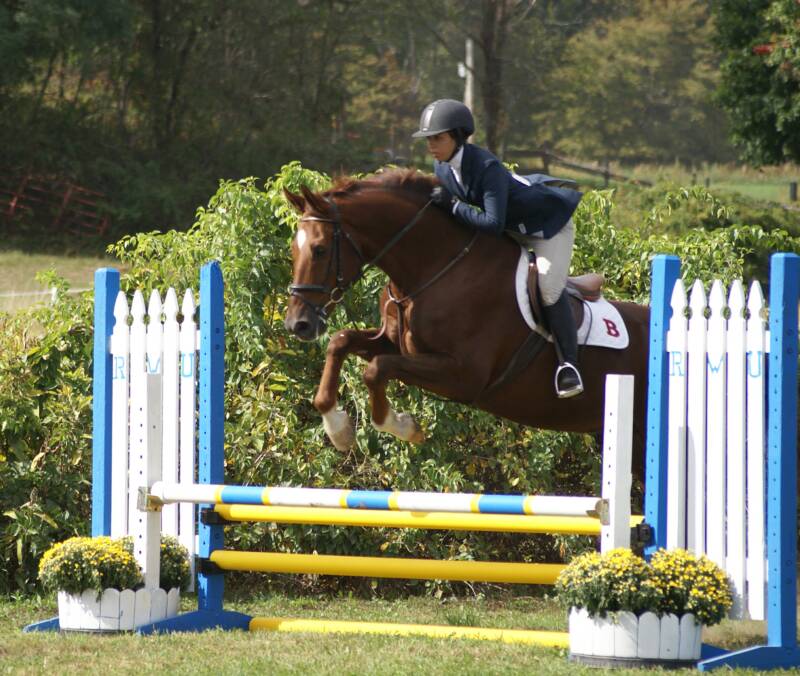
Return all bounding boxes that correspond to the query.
[433,143,582,239]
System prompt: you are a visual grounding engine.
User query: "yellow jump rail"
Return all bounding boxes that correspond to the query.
[208,550,564,585]
[250,617,570,647]
[213,504,644,536]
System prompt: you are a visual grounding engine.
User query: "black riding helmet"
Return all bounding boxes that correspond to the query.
[412,99,475,139]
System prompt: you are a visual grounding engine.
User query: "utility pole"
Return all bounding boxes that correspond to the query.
[463,37,474,113]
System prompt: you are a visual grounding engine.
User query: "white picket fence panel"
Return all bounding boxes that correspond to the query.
[665,277,768,620]
[108,284,200,590]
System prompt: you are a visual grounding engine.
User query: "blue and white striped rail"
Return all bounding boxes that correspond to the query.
[147,482,603,518]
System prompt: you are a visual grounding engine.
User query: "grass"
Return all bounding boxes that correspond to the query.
[1,592,789,675]
[512,158,800,204]
[0,250,118,312]
[634,163,799,203]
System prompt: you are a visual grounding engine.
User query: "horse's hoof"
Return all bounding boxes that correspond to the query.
[398,413,425,444]
[322,409,355,451]
[374,411,425,444]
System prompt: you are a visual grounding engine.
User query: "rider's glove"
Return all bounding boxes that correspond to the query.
[430,185,455,211]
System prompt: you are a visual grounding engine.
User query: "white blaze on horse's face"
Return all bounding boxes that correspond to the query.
[286,219,335,342]
[295,226,308,251]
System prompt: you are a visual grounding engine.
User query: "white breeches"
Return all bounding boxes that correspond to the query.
[511,218,575,306]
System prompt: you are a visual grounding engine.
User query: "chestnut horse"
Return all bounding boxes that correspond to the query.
[284,170,650,469]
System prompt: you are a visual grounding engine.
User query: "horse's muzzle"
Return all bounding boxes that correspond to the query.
[284,313,325,342]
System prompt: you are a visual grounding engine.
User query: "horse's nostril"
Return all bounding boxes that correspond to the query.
[293,320,312,338]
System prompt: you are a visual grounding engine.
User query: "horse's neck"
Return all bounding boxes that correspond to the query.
[350,195,519,294]
[354,199,500,291]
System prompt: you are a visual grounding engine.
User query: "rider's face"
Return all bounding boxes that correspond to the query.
[426,132,457,162]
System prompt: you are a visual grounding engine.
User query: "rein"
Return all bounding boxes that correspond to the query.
[381,230,479,352]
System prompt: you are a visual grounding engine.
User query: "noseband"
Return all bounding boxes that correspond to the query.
[289,196,432,323]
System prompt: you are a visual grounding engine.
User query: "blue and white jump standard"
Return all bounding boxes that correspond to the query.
[645,253,800,671]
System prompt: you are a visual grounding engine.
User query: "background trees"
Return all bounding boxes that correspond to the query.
[714,0,800,165]
[0,0,791,235]
[542,1,730,164]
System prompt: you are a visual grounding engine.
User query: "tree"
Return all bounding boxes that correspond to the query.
[539,0,730,164]
[0,0,132,114]
[405,0,639,155]
[714,0,800,165]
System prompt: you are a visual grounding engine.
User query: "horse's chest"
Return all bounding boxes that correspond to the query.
[399,305,451,355]
[404,328,432,355]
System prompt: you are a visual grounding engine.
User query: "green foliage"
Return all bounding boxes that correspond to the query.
[120,535,191,592]
[714,0,800,165]
[543,1,730,164]
[574,185,800,301]
[38,536,142,595]
[3,162,800,595]
[0,287,94,593]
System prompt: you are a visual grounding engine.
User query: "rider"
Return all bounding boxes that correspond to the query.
[412,98,584,398]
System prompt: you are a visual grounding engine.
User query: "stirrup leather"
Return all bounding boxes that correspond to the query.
[554,362,584,399]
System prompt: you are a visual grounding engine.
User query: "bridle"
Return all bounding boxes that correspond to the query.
[288,196,434,324]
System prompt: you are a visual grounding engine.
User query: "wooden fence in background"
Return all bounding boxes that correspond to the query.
[0,171,109,237]
[506,147,653,187]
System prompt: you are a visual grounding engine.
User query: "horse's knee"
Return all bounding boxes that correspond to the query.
[363,357,387,389]
[313,391,336,413]
[326,331,353,358]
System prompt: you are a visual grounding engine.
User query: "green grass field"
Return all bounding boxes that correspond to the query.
[3,592,782,675]
[514,159,800,204]
[0,250,117,312]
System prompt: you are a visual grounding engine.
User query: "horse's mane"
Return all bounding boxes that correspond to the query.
[328,169,437,202]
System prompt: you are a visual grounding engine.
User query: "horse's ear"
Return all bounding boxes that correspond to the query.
[283,188,306,213]
[299,183,327,214]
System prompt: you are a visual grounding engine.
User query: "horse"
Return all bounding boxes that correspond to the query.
[283,169,650,473]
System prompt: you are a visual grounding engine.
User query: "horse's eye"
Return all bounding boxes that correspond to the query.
[312,245,327,260]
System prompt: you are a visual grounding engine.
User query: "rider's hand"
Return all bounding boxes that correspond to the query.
[430,186,455,211]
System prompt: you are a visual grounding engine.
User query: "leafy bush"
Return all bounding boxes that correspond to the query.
[120,535,191,592]
[0,284,94,593]
[2,161,799,594]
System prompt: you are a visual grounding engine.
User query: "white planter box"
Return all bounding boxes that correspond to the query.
[57,588,180,632]
[569,607,702,667]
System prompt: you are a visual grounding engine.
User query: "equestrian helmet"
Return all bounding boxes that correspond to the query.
[412,99,475,138]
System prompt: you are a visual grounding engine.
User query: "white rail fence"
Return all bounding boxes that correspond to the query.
[109,285,199,589]
[665,277,767,620]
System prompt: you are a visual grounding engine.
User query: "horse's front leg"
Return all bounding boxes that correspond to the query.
[314,328,398,450]
[363,353,478,444]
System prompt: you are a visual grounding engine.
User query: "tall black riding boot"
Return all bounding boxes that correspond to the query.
[542,290,584,398]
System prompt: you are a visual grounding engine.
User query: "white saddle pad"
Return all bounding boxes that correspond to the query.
[514,246,629,350]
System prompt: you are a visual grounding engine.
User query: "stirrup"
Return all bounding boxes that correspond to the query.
[555,362,584,399]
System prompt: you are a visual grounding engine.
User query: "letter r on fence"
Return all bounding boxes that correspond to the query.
[112,355,126,381]
[669,351,685,377]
